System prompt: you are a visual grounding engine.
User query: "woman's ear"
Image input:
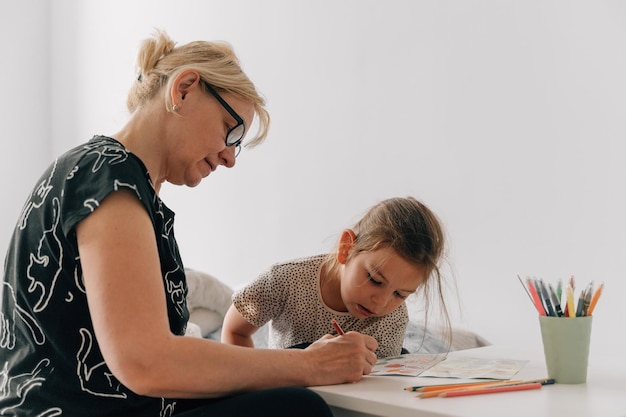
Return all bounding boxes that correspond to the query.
[170,69,201,105]
[337,229,356,264]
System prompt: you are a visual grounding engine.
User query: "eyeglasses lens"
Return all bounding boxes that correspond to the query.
[226,124,245,146]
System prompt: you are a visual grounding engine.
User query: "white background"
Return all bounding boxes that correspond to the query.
[2,0,625,356]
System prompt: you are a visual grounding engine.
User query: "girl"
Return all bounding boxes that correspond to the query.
[222,196,449,358]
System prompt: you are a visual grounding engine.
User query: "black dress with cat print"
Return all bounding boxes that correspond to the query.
[0,135,188,417]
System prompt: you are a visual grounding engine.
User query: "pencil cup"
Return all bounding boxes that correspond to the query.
[538,316,592,384]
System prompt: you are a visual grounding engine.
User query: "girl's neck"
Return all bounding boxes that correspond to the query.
[320,259,347,312]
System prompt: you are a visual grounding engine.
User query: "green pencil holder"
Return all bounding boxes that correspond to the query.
[538,316,592,384]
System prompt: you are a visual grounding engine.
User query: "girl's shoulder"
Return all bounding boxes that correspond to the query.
[267,254,327,276]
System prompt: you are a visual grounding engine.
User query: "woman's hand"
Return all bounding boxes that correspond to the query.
[302,332,378,386]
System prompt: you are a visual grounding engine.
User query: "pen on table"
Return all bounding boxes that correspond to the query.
[438,382,543,398]
[413,378,554,398]
[537,279,556,317]
[582,281,594,316]
[548,283,563,317]
[586,282,604,316]
[331,319,345,335]
[526,278,546,316]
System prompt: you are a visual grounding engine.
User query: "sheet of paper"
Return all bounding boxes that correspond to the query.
[371,353,447,376]
[419,356,527,380]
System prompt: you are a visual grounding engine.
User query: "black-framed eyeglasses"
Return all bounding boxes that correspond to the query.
[202,82,246,157]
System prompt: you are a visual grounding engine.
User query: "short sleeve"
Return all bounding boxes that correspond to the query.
[60,137,153,237]
[232,264,291,328]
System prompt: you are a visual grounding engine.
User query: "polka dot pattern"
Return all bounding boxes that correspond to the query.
[232,254,408,358]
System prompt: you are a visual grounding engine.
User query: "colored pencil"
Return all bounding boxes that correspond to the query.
[526,278,546,316]
[566,285,576,317]
[415,378,553,398]
[331,319,345,335]
[586,282,604,316]
[408,381,510,393]
[439,382,542,398]
[416,382,512,397]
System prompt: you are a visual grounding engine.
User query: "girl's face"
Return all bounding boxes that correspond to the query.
[340,247,425,318]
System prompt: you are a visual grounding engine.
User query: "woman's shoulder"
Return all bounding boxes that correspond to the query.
[49,136,157,232]
[59,136,152,195]
[64,135,146,173]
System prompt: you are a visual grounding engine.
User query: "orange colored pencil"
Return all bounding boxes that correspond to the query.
[416,380,517,393]
[416,378,553,398]
[439,382,542,398]
[418,382,506,398]
[586,282,604,316]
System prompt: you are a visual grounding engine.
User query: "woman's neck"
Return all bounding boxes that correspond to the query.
[111,104,167,192]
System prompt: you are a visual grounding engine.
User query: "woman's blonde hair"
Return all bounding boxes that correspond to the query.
[126,29,270,147]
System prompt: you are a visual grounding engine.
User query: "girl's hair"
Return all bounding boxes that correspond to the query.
[324,196,452,348]
[126,29,270,147]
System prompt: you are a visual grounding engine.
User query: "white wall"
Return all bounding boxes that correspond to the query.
[3,1,625,356]
[0,1,51,258]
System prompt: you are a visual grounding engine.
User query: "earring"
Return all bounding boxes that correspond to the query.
[172,104,180,112]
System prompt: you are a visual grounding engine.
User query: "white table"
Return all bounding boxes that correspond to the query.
[310,345,626,417]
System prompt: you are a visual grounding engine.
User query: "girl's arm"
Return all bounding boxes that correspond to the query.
[221,304,259,347]
[77,190,378,399]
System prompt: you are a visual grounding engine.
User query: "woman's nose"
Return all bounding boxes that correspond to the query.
[219,146,236,168]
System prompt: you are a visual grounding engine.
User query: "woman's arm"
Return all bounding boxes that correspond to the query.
[77,190,378,399]
[221,304,258,347]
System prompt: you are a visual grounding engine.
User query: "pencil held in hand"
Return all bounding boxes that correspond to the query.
[331,319,345,335]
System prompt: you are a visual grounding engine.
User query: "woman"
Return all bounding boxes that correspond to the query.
[0,30,377,417]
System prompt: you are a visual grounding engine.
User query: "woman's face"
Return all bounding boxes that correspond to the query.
[340,247,425,318]
[165,82,254,187]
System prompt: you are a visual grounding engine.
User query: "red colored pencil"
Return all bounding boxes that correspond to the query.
[331,319,345,335]
[526,278,546,316]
